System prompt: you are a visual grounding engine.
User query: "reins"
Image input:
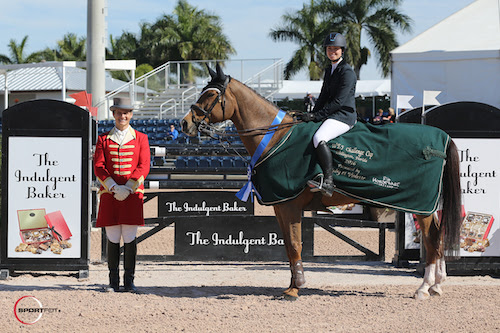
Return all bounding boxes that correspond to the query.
[191,74,304,167]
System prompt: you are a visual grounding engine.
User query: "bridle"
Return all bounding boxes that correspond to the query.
[190,75,230,137]
[190,75,297,139]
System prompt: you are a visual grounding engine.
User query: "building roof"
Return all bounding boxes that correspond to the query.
[0,65,137,92]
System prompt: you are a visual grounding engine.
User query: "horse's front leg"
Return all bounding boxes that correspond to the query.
[414,214,444,300]
[274,204,305,300]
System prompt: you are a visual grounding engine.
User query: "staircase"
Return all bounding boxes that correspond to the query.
[136,86,199,119]
[100,59,284,120]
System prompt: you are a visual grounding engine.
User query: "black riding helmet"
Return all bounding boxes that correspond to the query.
[323,32,347,50]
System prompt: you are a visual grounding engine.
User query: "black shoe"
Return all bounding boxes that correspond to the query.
[309,141,335,197]
[106,240,120,292]
[107,269,120,292]
[123,271,138,293]
[123,239,138,293]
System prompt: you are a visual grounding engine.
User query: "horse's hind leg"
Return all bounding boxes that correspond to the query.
[429,257,447,296]
[274,202,305,300]
[414,214,445,300]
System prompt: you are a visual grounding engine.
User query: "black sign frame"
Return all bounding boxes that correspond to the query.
[0,99,91,279]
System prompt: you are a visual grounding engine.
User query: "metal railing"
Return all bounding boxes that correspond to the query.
[99,59,284,120]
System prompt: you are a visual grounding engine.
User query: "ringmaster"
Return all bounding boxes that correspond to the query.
[94,97,150,292]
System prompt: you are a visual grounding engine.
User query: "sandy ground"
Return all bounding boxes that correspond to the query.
[1,199,500,332]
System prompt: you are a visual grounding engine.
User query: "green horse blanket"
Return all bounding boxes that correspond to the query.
[252,121,450,215]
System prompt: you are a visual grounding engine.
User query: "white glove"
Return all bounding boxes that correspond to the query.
[112,185,132,201]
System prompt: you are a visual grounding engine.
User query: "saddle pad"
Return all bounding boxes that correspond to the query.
[252,121,449,215]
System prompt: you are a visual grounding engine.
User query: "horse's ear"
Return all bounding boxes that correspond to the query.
[215,62,225,80]
[206,64,217,79]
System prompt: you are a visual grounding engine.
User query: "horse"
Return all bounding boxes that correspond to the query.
[181,63,462,301]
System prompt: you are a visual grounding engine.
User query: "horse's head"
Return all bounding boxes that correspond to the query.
[181,63,233,137]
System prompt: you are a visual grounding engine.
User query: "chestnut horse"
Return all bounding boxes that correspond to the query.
[181,64,462,300]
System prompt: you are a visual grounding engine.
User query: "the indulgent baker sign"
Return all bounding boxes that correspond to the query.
[455,139,499,257]
[159,191,254,217]
[7,137,82,258]
[159,191,292,260]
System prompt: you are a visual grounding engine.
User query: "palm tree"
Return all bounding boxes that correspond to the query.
[0,36,44,64]
[269,1,328,80]
[34,33,87,62]
[318,0,412,78]
[54,33,86,61]
[107,31,140,61]
[148,0,235,83]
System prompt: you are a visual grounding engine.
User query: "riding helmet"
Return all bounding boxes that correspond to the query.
[323,32,347,49]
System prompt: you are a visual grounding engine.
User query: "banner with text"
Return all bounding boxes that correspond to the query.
[455,139,499,257]
[7,137,82,258]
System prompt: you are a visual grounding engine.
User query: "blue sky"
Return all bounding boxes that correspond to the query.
[0,0,476,80]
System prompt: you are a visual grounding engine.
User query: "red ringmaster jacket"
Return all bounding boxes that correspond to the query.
[94,126,150,227]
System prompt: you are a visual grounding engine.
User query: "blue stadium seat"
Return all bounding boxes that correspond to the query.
[136,119,147,126]
[187,156,198,168]
[170,119,181,128]
[210,156,222,168]
[198,156,211,168]
[151,140,164,146]
[174,157,188,168]
[147,132,158,141]
[157,119,169,126]
[233,157,247,168]
[146,119,157,126]
[221,156,234,168]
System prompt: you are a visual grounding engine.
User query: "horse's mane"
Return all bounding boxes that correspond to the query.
[233,78,281,111]
[204,75,280,112]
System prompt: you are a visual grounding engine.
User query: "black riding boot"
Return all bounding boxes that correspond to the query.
[123,239,138,293]
[106,240,120,292]
[307,141,335,197]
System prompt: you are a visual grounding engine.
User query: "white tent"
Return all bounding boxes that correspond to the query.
[390,0,500,111]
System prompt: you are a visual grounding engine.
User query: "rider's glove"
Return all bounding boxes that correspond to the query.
[296,112,316,122]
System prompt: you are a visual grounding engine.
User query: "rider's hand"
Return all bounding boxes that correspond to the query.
[296,112,316,122]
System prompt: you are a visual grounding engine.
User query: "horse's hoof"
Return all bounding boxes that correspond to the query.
[414,290,430,300]
[283,293,298,301]
[429,285,443,296]
[283,287,299,301]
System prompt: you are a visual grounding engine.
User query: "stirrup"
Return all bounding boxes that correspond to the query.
[307,176,335,197]
[307,174,325,192]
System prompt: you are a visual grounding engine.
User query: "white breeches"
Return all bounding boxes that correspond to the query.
[105,225,138,244]
[313,118,352,148]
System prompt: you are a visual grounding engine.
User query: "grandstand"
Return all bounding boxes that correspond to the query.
[97,118,249,183]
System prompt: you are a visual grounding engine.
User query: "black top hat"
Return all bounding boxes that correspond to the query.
[110,97,134,111]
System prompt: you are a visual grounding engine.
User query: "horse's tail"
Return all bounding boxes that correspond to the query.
[441,139,462,258]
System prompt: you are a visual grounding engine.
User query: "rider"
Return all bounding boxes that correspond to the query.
[297,32,357,196]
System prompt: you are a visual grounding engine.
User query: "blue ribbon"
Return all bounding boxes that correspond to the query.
[236,109,287,202]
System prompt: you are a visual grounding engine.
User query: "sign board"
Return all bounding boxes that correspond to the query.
[455,139,499,257]
[158,191,312,260]
[175,215,313,261]
[394,102,500,269]
[159,191,254,216]
[7,137,82,258]
[1,100,91,277]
